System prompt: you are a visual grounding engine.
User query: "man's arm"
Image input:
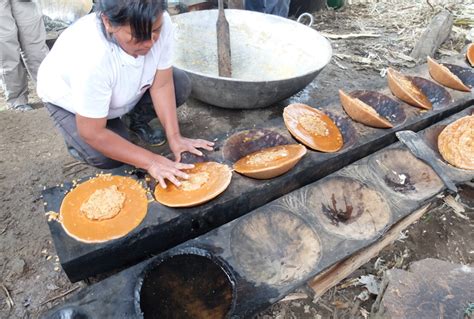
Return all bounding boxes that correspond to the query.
[76,115,192,188]
[149,68,180,140]
[149,68,214,162]
[76,115,156,169]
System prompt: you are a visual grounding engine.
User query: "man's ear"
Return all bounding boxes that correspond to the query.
[101,14,113,33]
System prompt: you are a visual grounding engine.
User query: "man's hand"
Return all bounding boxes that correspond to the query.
[168,134,214,163]
[147,155,194,189]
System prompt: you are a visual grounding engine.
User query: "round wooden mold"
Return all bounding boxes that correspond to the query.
[179,151,211,164]
[467,43,474,67]
[424,117,474,171]
[323,110,357,150]
[387,68,452,110]
[443,63,474,89]
[233,144,307,179]
[427,57,472,92]
[230,210,321,286]
[369,148,444,200]
[307,176,391,240]
[437,115,474,170]
[60,175,148,244]
[222,128,290,163]
[154,162,232,208]
[408,76,452,109]
[423,124,446,156]
[344,90,406,128]
[136,251,235,319]
[283,103,344,152]
[387,68,432,110]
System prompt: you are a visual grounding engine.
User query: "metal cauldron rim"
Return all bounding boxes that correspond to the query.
[172,9,333,83]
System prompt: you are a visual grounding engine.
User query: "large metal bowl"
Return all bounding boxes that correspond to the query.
[38,0,93,24]
[172,9,332,109]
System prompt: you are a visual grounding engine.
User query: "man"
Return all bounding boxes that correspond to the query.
[0,0,49,111]
[37,0,214,188]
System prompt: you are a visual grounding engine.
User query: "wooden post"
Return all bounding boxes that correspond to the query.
[410,10,453,63]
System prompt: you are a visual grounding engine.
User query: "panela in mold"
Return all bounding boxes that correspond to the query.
[60,175,148,243]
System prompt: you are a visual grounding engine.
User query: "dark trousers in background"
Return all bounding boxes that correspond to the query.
[245,0,290,17]
[45,68,191,169]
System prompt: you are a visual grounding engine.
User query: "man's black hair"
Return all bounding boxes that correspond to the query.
[96,0,167,42]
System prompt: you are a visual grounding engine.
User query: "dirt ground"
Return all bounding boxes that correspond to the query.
[0,1,473,318]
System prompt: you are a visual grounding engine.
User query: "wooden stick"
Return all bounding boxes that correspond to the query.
[65,166,88,177]
[63,161,85,170]
[40,285,81,306]
[443,195,469,220]
[1,283,14,309]
[320,32,381,39]
[280,292,308,302]
[333,53,376,65]
[217,0,232,77]
[308,204,431,298]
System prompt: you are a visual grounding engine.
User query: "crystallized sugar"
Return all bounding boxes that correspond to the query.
[298,114,329,136]
[246,148,289,166]
[80,185,126,221]
[180,172,210,191]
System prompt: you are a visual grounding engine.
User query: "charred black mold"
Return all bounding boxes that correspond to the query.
[444,64,474,88]
[350,90,406,126]
[222,129,290,163]
[408,76,452,109]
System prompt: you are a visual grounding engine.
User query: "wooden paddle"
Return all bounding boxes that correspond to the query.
[217,0,232,77]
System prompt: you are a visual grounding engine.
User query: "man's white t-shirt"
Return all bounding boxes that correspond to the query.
[37,12,173,119]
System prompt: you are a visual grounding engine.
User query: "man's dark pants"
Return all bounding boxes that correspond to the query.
[44,68,191,169]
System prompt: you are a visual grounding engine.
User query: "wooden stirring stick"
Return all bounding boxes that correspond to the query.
[217,0,232,77]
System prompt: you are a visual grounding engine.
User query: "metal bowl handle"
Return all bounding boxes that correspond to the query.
[296,12,314,27]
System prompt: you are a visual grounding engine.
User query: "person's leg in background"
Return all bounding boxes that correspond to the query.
[0,0,48,111]
[244,0,290,17]
[12,0,49,82]
[265,0,290,17]
[244,0,266,13]
[0,0,30,111]
[124,67,192,146]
